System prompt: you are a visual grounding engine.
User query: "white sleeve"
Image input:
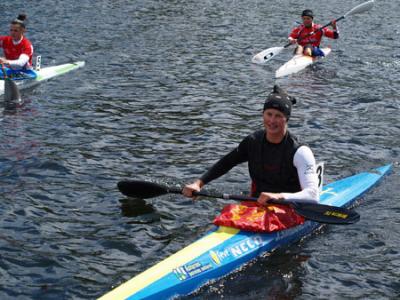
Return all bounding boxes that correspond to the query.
[281,145,320,203]
[7,54,30,69]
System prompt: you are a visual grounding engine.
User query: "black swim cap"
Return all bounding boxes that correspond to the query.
[301,9,314,19]
[263,85,296,120]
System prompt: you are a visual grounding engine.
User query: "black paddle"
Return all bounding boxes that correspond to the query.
[117,180,360,225]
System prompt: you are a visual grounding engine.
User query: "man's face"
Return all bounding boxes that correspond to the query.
[302,16,313,27]
[263,109,287,135]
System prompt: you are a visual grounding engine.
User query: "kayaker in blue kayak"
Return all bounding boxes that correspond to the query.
[183,85,320,205]
[0,14,36,79]
[288,9,339,57]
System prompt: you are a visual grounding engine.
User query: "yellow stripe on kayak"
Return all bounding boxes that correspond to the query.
[99,226,239,300]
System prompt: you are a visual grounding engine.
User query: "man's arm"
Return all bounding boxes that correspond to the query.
[323,20,339,39]
[281,145,320,203]
[183,137,250,197]
[2,53,30,69]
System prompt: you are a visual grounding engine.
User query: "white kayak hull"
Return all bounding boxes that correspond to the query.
[0,61,85,96]
[275,48,331,78]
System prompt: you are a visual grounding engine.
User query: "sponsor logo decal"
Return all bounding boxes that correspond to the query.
[209,235,263,265]
[174,235,264,281]
[210,250,222,265]
[173,266,188,281]
[229,235,263,258]
[173,261,213,281]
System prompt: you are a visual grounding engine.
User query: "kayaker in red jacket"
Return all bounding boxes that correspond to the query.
[288,9,339,57]
[183,85,320,206]
[0,14,34,70]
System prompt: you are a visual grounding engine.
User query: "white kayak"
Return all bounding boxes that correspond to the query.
[0,60,85,96]
[275,47,331,78]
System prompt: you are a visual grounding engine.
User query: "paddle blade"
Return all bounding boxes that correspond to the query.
[252,46,284,64]
[4,78,21,103]
[117,180,170,199]
[293,202,360,225]
[344,0,374,18]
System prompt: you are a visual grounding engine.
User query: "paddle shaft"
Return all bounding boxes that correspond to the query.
[117,180,360,224]
[127,183,307,204]
[168,188,255,202]
[194,190,314,206]
[160,187,359,224]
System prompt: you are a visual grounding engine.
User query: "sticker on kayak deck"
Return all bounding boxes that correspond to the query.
[173,261,213,281]
[173,235,264,281]
[228,235,263,258]
[210,250,228,266]
[208,235,263,266]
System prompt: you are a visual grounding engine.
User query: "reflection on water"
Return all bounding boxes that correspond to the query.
[119,198,160,224]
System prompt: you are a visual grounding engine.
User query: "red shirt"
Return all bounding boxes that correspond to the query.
[0,35,33,67]
[289,23,337,47]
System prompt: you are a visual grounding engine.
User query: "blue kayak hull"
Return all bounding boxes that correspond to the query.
[99,164,392,300]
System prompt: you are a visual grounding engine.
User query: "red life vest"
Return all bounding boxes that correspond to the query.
[289,23,336,47]
[0,35,33,67]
